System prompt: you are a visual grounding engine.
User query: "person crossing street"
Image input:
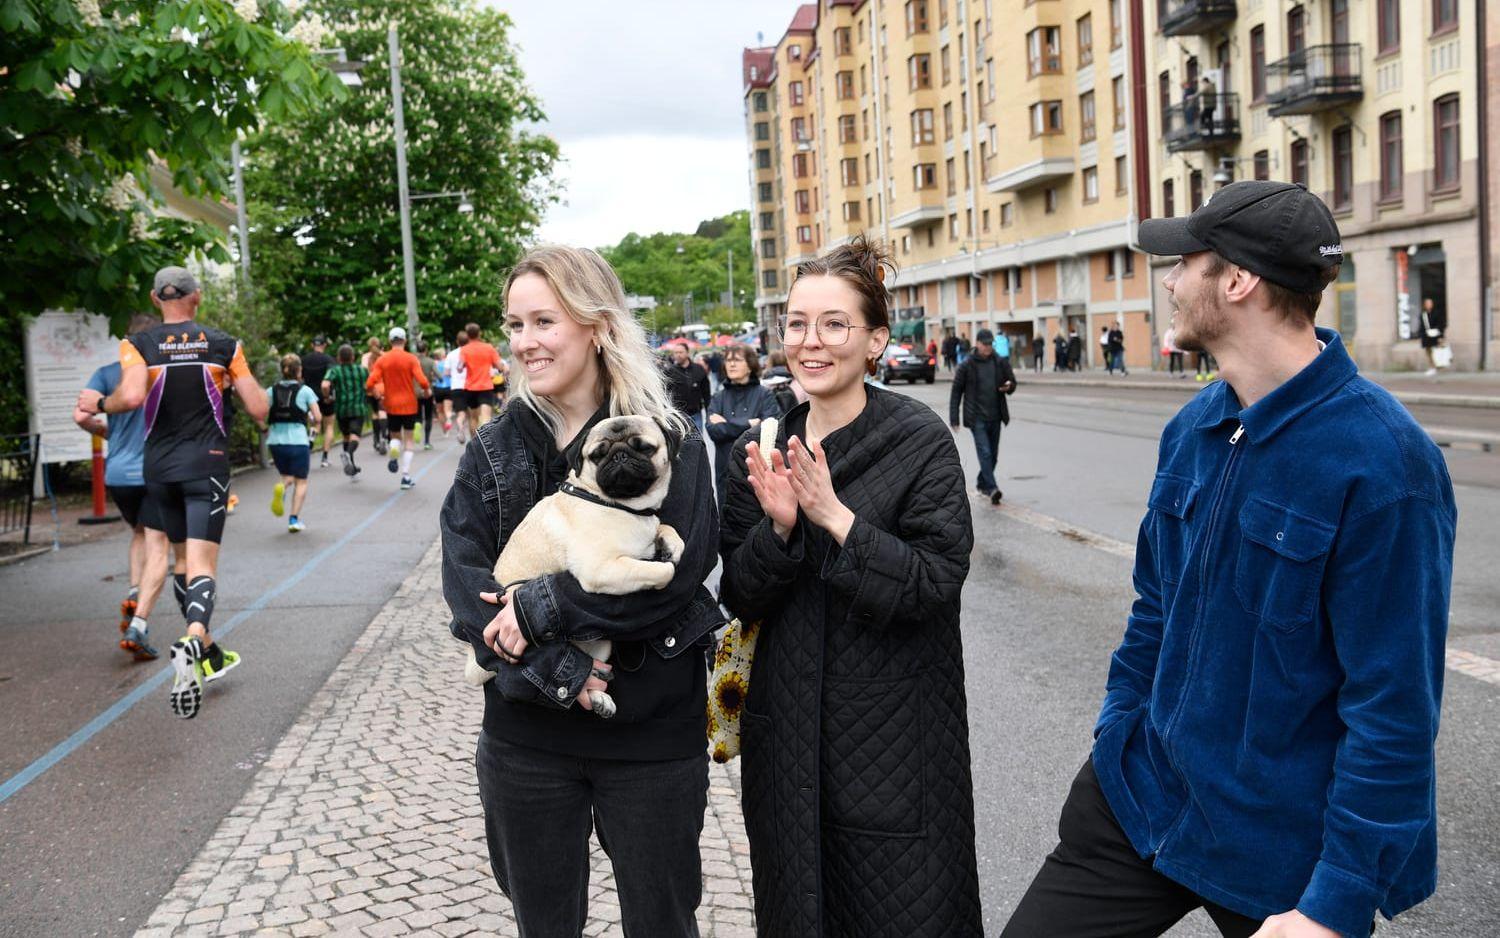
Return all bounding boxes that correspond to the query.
[950,328,1017,504]
[365,326,430,490]
[77,266,268,719]
[322,344,369,480]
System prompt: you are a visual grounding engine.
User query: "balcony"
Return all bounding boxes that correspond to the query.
[1266,44,1363,116]
[1159,0,1236,37]
[889,202,946,229]
[1163,92,1241,152]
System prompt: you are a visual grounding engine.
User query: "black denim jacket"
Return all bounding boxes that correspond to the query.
[440,409,723,710]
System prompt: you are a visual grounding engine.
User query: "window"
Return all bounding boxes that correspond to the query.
[1001,203,1014,227]
[843,201,862,221]
[756,149,771,169]
[754,92,767,112]
[1027,27,1062,77]
[838,114,857,143]
[914,163,938,189]
[939,0,949,28]
[795,189,811,213]
[1008,267,1025,294]
[948,213,959,241]
[982,208,991,232]
[865,153,872,178]
[1250,27,1266,102]
[755,121,769,141]
[759,211,774,229]
[836,157,856,187]
[860,64,867,94]
[1079,91,1097,142]
[1253,150,1270,181]
[792,153,809,177]
[1189,170,1204,210]
[1433,0,1458,33]
[797,225,813,244]
[1290,139,1309,187]
[760,238,776,259]
[1162,179,1175,217]
[906,0,930,34]
[789,81,804,106]
[946,157,957,195]
[1077,14,1093,67]
[758,182,773,202]
[1113,77,1127,130]
[943,102,953,139]
[1332,126,1353,209]
[1115,155,1129,194]
[961,90,968,130]
[1287,7,1305,55]
[1379,112,1403,200]
[1105,250,1118,279]
[1377,0,1400,53]
[1110,0,1123,49]
[1082,166,1099,203]
[791,117,808,141]
[1029,100,1064,136]
[1123,252,1135,277]
[1044,187,1058,213]
[911,108,935,145]
[1158,71,1173,121]
[1434,93,1460,190]
[941,45,952,85]
[862,109,870,140]
[788,44,802,61]
[835,26,853,55]
[762,270,777,289]
[908,54,932,90]
[836,71,855,100]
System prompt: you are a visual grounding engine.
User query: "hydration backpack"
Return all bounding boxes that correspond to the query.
[269,380,307,424]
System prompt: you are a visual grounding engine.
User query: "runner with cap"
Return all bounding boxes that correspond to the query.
[365,326,430,490]
[73,312,173,660]
[77,266,269,719]
[300,335,336,470]
[1002,182,1457,938]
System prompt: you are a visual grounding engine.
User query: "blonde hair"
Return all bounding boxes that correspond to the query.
[279,353,302,379]
[503,245,689,439]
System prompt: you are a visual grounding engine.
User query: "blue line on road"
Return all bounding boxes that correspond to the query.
[0,446,455,805]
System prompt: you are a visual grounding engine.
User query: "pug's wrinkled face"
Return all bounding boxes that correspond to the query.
[576,416,674,503]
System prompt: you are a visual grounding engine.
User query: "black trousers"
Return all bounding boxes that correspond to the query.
[1001,758,1264,938]
[475,731,708,938]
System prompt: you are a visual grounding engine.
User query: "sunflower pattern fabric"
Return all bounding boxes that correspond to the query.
[707,617,759,763]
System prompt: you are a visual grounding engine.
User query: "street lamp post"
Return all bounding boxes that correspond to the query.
[388,26,419,338]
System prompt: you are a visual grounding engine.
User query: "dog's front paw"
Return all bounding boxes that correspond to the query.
[463,645,497,686]
[588,689,617,719]
[642,560,676,589]
[655,524,686,564]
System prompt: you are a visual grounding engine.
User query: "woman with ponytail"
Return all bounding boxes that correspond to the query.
[718,235,983,936]
[440,245,721,935]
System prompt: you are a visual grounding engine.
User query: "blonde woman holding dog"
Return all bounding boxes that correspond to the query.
[719,235,983,937]
[440,245,720,937]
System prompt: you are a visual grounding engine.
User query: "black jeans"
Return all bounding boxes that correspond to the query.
[475,731,708,938]
[1001,758,1263,938]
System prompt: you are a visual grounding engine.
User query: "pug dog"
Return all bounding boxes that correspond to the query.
[462,415,684,719]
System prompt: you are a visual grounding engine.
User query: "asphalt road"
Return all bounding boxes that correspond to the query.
[1,378,1495,937]
[0,438,460,938]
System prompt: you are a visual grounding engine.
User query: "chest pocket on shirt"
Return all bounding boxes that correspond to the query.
[1148,473,1200,585]
[1234,497,1337,632]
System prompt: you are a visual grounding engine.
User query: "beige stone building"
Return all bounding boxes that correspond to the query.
[746,0,1153,370]
[1142,0,1488,368]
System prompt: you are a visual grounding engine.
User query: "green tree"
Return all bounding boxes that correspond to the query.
[243,0,560,351]
[1,0,346,433]
[600,210,755,336]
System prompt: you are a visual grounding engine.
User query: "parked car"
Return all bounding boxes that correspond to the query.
[880,343,936,384]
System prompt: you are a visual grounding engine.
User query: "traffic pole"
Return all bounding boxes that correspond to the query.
[78,433,119,525]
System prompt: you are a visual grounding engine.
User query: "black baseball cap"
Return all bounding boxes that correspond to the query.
[1136,181,1343,294]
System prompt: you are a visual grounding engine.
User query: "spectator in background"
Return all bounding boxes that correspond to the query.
[1107,323,1127,375]
[1100,326,1113,373]
[1032,334,1046,372]
[1067,329,1084,372]
[664,341,711,432]
[942,332,959,372]
[1054,332,1069,371]
[706,344,780,503]
[1420,297,1448,375]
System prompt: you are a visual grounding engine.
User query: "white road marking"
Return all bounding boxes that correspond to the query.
[1445,649,1500,687]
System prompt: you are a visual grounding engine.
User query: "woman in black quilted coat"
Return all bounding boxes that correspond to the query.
[719,236,982,937]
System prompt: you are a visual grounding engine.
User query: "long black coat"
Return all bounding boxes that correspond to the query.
[719,387,982,938]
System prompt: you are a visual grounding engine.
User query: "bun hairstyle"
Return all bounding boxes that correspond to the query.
[792,233,894,376]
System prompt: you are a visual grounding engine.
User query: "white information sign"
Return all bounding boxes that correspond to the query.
[24,310,118,464]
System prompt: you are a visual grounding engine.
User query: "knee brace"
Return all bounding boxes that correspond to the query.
[184,576,216,629]
[173,573,189,619]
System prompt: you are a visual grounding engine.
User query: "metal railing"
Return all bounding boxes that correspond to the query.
[0,434,39,545]
[1266,43,1363,115]
[1163,92,1242,151]
[1159,0,1237,36]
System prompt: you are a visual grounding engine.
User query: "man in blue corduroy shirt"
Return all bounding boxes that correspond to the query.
[1002,181,1457,938]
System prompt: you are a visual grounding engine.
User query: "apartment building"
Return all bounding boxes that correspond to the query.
[1142,0,1486,368]
[745,0,1152,369]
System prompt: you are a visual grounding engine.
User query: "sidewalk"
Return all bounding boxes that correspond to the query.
[136,539,756,938]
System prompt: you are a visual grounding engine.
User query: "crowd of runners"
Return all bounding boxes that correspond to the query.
[71,265,509,719]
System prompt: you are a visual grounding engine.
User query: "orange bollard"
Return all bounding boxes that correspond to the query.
[79,432,120,525]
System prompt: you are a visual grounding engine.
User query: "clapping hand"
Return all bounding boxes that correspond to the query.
[745,441,797,542]
[786,436,856,546]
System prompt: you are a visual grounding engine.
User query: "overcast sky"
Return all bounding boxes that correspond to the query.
[486,0,808,249]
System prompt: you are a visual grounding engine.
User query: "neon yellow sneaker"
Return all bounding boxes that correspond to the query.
[201,646,241,684]
[270,482,285,517]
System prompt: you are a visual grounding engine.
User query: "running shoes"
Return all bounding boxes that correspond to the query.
[168,637,205,719]
[119,594,137,634]
[288,517,306,533]
[400,475,414,490]
[200,645,241,684]
[120,625,158,661]
[387,440,401,474]
[270,481,285,517]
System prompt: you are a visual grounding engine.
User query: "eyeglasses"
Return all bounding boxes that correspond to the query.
[776,314,879,347]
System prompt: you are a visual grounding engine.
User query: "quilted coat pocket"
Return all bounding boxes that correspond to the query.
[1233,497,1337,633]
[1147,472,1200,585]
[820,671,927,837]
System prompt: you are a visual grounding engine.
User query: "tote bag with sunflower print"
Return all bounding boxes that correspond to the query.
[707,617,760,763]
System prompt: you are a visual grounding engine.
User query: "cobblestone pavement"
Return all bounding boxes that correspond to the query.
[138,539,755,937]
